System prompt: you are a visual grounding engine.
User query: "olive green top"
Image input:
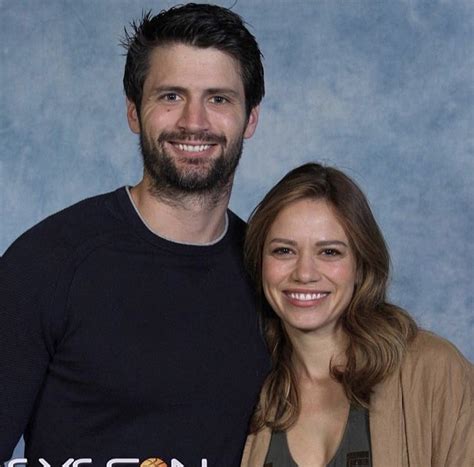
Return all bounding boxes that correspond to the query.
[264,406,371,467]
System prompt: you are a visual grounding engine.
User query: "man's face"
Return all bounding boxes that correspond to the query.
[127,43,259,196]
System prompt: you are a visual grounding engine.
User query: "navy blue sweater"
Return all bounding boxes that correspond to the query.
[0,188,269,466]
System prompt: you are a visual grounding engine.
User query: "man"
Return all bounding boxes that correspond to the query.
[0,4,268,465]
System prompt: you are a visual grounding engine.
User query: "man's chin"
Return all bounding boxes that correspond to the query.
[175,155,214,168]
[174,173,223,192]
[148,162,223,193]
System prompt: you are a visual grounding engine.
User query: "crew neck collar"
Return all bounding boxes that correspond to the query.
[124,186,229,247]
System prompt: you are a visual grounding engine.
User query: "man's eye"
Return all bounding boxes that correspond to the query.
[161,93,180,101]
[210,95,228,104]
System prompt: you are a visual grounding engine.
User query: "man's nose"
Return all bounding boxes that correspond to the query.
[177,99,210,132]
[293,253,321,284]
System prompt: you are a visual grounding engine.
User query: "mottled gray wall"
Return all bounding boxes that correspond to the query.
[1,0,473,457]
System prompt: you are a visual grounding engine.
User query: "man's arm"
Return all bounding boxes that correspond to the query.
[0,231,63,460]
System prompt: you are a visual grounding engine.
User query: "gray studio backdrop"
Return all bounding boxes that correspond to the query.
[1,0,473,458]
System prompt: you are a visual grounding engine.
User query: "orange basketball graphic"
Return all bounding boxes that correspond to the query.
[140,458,167,467]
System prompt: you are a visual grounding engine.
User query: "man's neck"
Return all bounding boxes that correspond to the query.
[129,178,231,244]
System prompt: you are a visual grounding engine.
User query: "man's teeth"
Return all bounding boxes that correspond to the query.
[176,143,211,153]
[288,292,328,301]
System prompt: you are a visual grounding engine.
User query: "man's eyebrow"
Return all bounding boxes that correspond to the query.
[150,86,187,95]
[206,88,240,97]
[148,86,240,97]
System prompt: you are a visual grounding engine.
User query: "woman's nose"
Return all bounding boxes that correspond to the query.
[292,253,321,283]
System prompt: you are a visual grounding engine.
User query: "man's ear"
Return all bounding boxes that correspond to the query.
[243,105,260,139]
[126,99,141,134]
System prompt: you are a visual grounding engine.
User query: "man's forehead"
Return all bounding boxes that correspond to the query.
[148,42,239,66]
[144,43,244,88]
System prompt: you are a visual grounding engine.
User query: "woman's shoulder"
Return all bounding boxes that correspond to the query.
[407,330,468,360]
[402,330,473,383]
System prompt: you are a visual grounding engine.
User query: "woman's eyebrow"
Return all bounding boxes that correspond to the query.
[268,239,348,247]
[315,240,348,247]
[268,238,297,246]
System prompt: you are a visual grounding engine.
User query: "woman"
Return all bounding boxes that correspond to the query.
[241,163,473,467]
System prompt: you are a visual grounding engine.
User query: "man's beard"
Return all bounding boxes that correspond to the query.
[139,130,244,203]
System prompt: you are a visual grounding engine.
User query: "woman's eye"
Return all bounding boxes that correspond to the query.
[321,248,340,257]
[272,247,293,256]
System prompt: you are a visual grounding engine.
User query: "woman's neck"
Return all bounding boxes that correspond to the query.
[288,325,348,383]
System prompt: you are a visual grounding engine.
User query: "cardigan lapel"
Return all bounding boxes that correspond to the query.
[241,429,272,466]
[370,368,408,467]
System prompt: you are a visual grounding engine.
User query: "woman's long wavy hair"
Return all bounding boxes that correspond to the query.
[245,162,418,432]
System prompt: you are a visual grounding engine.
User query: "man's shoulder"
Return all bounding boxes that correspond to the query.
[227,209,247,240]
[3,188,126,264]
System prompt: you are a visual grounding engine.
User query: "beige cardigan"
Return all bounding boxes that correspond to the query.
[241,331,473,467]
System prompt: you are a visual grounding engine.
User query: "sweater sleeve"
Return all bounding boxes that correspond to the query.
[430,337,474,467]
[0,230,69,461]
[401,332,474,467]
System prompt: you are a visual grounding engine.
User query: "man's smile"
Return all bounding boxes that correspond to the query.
[166,141,219,158]
[173,143,212,153]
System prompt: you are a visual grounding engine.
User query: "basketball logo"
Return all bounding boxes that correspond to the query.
[140,459,167,467]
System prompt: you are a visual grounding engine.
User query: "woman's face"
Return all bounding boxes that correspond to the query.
[262,198,357,338]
